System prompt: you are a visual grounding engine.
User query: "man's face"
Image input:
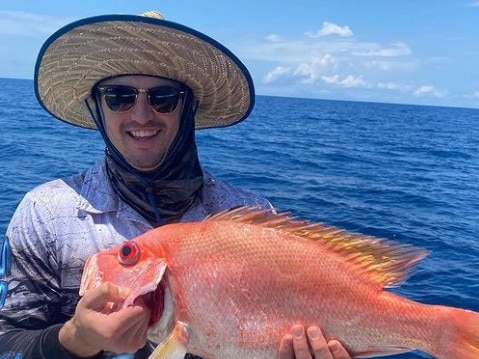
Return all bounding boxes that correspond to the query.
[98,75,184,171]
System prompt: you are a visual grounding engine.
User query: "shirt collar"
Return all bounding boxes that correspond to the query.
[77,159,148,223]
[75,159,213,225]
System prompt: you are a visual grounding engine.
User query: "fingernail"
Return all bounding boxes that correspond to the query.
[329,341,340,352]
[283,333,293,342]
[292,325,304,338]
[307,326,320,340]
[119,286,131,297]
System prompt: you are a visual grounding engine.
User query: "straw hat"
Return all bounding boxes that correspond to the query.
[34,11,255,129]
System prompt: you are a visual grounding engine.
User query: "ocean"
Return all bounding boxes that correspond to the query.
[1,77,479,358]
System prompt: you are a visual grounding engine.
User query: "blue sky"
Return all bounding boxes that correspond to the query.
[1,1,478,109]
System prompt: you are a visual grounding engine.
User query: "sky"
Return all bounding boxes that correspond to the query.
[1,1,478,109]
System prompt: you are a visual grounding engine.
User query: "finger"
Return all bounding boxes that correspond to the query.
[113,313,150,352]
[278,333,295,359]
[107,303,151,330]
[292,325,312,359]
[131,316,151,349]
[81,282,130,310]
[328,340,351,359]
[100,306,151,352]
[307,326,333,359]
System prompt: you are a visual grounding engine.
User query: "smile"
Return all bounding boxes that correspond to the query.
[128,129,160,138]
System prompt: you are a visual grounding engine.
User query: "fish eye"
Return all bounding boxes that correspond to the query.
[118,241,140,266]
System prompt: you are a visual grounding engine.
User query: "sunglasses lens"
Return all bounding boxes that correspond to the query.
[97,85,184,113]
[148,87,182,113]
[103,86,137,112]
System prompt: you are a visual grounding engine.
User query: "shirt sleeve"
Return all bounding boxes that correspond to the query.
[0,324,106,359]
[0,192,72,358]
[0,189,173,359]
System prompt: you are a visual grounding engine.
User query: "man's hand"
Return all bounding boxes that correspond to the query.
[279,325,351,359]
[59,282,151,357]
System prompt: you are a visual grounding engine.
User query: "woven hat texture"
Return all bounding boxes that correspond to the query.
[35,11,255,129]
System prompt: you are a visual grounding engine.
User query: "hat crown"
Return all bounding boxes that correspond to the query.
[141,11,164,19]
[35,11,254,129]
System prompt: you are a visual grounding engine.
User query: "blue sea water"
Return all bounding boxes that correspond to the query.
[1,77,479,358]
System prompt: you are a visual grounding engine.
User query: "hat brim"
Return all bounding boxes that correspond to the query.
[34,14,255,129]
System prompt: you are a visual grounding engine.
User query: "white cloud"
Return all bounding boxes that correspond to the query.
[266,34,284,42]
[306,21,353,38]
[263,66,292,83]
[463,91,479,100]
[467,1,479,6]
[263,54,337,85]
[413,85,446,98]
[292,63,317,83]
[241,19,426,103]
[377,82,411,91]
[362,59,418,72]
[352,42,411,57]
[254,37,414,88]
[321,74,367,88]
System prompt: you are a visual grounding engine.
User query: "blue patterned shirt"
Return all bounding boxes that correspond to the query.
[0,158,270,359]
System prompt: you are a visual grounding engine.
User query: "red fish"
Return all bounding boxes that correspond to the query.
[80,206,479,358]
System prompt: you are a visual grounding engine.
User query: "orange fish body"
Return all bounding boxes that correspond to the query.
[80,207,479,359]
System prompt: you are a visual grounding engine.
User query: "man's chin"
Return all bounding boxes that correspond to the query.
[128,158,165,172]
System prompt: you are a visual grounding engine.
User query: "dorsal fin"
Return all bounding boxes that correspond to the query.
[207,206,429,288]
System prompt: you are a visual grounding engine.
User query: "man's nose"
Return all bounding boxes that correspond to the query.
[130,92,155,123]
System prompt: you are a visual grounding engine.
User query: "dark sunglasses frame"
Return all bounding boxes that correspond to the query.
[96,85,186,113]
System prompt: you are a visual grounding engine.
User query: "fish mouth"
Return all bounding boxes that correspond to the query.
[141,281,165,326]
[116,260,168,327]
[120,276,166,327]
[80,255,168,327]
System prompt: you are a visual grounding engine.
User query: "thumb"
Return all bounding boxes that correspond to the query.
[81,282,131,310]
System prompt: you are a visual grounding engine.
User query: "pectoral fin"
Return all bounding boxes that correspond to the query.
[148,321,190,359]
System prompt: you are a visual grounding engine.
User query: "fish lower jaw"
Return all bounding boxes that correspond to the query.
[121,285,159,309]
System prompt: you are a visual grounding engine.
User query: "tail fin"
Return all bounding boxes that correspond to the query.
[435,307,479,359]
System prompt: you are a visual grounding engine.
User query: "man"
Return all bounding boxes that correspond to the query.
[0,11,351,359]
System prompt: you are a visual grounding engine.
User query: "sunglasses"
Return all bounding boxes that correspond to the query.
[96,85,186,113]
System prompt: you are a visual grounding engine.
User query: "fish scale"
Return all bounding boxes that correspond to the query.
[80,206,479,359]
